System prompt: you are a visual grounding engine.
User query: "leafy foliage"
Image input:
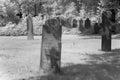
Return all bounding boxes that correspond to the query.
[4,1,20,24]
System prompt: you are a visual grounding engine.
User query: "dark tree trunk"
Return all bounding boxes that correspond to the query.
[26,14,34,40]
[101,11,112,51]
[110,9,116,34]
[34,3,38,17]
[40,18,62,74]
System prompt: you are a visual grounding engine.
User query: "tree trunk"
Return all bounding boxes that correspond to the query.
[110,9,116,34]
[101,11,112,51]
[34,3,38,17]
[26,14,34,40]
[40,18,62,74]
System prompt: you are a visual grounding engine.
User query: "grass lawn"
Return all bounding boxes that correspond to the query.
[0,35,120,80]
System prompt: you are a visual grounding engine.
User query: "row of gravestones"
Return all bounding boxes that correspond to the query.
[26,15,115,41]
[26,16,101,41]
[72,18,116,34]
[72,18,101,34]
[26,12,114,52]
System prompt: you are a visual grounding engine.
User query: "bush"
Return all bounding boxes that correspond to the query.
[0,15,44,36]
[5,5,20,24]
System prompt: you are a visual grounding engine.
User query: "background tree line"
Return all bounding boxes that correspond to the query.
[0,0,120,34]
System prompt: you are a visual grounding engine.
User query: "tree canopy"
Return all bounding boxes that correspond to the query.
[0,0,120,24]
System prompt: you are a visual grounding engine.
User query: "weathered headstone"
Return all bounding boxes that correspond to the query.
[41,15,44,20]
[85,18,91,29]
[72,19,78,28]
[79,19,84,32]
[94,23,100,34]
[101,11,112,51]
[26,14,34,40]
[61,18,72,28]
[40,18,62,74]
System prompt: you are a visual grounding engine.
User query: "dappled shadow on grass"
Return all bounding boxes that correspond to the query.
[25,64,120,80]
[39,63,120,80]
[39,49,120,80]
[88,49,120,64]
[110,49,120,53]
[39,64,120,80]
[21,49,120,80]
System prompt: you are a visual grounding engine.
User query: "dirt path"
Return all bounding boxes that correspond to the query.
[0,35,119,80]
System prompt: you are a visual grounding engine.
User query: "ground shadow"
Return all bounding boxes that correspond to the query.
[23,49,120,80]
[39,64,120,80]
[25,64,120,80]
[110,49,120,53]
[87,49,120,64]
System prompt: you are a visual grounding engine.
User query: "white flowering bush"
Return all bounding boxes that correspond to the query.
[0,15,44,36]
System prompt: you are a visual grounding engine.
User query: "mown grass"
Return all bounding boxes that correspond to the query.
[24,49,120,80]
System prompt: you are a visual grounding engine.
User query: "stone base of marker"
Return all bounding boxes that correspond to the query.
[27,33,34,40]
[101,34,111,51]
[40,18,62,74]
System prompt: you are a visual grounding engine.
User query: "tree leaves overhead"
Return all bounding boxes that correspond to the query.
[1,0,120,24]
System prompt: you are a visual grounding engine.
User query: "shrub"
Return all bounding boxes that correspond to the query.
[0,15,44,36]
[5,5,20,24]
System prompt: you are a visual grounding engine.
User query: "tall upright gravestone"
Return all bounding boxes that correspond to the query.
[72,19,78,28]
[26,14,34,40]
[85,18,91,29]
[40,18,62,74]
[79,19,84,32]
[94,23,100,34]
[101,11,112,51]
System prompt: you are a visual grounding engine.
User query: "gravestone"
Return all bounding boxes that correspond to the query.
[79,19,84,32]
[26,14,34,40]
[61,18,72,28]
[85,18,91,29]
[72,19,78,28]
[101,11,112,51]
[40,18,62,74]
[94,23,100,34]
